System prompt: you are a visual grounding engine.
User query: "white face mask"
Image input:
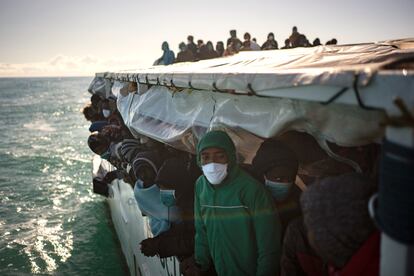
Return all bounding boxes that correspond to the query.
[202,163,228,185]
[102,109,111,118]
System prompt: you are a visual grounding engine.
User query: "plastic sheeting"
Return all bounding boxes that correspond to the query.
[88,76,114,99]
[116,84,386,162]
[99,40,414,95]
[89,40,413,161]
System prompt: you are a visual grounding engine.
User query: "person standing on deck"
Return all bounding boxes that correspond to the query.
[252,139,302,237]
[188,130,281,276]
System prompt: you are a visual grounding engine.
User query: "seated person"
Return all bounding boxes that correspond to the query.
[252,139,302,235]
[175,42,195,63]
[299,173,379,276]
[132,151,181,236]
[261,32,278,50]
[140,155,201,259]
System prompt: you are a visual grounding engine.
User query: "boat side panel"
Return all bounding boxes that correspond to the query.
[108,179,182,276]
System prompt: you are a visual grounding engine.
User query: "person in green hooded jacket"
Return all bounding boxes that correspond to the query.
[189,130,281,276]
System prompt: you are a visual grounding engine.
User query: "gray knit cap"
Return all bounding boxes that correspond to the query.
[300,173,376,268]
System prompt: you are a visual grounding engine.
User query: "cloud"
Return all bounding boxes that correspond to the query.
[0,55,149,77]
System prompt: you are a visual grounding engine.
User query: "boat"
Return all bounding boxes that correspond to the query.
[87,39,414,276]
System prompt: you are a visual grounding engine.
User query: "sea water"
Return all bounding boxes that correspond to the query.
[0,77,128,275]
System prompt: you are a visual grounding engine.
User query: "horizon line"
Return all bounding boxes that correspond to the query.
[0,75,95,79]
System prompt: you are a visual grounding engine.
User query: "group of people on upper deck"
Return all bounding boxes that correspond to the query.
[154,26,338,65]
[82,82,380,276]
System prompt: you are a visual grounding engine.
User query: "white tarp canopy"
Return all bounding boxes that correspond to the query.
[98,39,414,95]
[88,39,414,161]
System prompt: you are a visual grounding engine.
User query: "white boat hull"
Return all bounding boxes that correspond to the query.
[107,177,182,276]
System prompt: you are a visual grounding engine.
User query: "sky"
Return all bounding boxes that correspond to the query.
[0,0,413,77]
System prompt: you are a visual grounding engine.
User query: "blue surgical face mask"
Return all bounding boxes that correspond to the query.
[135,179,144,189]
[265,179,293,201]
[133,183,181,236]
[160,189,176,207]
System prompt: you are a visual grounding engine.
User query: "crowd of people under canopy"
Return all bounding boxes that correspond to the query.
[82,82,380,276]
[154,26,338,65]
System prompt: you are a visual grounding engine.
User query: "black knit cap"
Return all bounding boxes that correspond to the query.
[251,139,299,177]
[132,151,165,186]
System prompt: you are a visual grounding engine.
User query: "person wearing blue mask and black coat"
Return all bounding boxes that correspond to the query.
[132,151,181,237]
[252,139,302,236]
[139,155,202,259]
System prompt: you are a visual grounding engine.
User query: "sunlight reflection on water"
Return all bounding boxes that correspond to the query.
[0,78,126,275]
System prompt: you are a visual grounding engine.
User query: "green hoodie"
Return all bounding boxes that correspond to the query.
[195,130,281,276]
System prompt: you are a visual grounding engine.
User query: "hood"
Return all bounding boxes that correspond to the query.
[196,130,236,168]
[162,41,169,51]
[300,172,376,268]
[252,139,298,177]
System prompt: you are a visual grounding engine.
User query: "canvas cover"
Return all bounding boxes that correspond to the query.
[99,40,414,95]
[88,40,414,162]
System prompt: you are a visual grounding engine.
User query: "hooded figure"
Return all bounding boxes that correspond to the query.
[132,151,181,236]
[252,139,302,236]
[192,130,281,276]
[154,41,175,65]
[261,32,278,50]
[301,173,379,275]
[139,155,201,258]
